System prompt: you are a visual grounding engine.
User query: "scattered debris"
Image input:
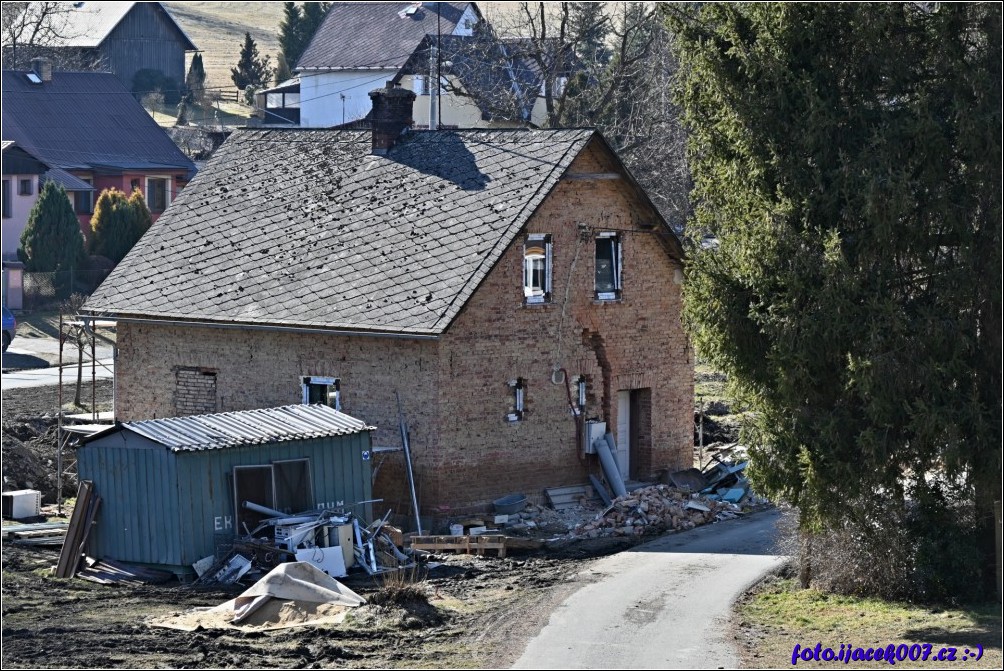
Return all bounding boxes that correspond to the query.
[55,479,99,578]
[570,484,745,539]
[545,484,601,510]
[77,558,174,585]
[411,534,508,557]
[2,521,68,546]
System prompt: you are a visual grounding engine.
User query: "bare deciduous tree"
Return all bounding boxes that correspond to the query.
[2,1,106,71]
[425,2,690,225]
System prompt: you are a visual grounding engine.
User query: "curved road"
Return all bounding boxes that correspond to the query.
[513,509,783,669]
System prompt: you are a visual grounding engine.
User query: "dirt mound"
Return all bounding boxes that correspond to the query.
[0,419,69,500]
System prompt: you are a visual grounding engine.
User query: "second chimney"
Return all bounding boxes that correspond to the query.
[368,81,416,155]
[31,58,52,82]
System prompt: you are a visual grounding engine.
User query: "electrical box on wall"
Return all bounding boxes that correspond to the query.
[583,421,607,455]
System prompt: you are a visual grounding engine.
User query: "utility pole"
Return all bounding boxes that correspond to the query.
[428,40,438,129]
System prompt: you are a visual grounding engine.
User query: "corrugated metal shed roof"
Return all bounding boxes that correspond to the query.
[83,404,375,452]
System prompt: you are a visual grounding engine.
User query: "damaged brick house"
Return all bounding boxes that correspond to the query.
[83,84,693,515]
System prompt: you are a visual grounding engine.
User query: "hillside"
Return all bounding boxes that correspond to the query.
[163,1,285,97]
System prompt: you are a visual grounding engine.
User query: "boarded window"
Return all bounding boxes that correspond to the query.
[234,465,275,533]
[174,368,217,416]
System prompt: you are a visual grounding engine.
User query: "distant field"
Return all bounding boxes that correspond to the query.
[163,2,285,96]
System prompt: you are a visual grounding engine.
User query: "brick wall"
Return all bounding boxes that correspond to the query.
[114,324,439,515]
[433,139,693,510]
[112,138,693,517]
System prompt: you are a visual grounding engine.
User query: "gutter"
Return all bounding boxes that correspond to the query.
[80,314,440,341]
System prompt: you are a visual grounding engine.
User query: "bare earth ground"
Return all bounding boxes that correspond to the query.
[1,380,645,668]
[1,535,636,669]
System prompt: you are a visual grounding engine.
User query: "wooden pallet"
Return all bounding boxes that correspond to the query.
[410,534,507,558]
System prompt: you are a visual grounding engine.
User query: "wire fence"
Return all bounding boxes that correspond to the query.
[21,270,112,310]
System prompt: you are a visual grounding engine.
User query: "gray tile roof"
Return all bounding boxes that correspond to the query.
[83,404,374,452]
[297,2,472,70]
[84,127,595,335]
[1,70,196,176]
[43,167,96,192]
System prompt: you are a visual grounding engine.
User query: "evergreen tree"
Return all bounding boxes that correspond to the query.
[18,181,84,274]
[670,3,1001,597]
[185,52,207,104]
[231,32,273,94]
[88,188,135,263]
[277,2,329,75]
[128,188,153,243]
[277,2,304,73]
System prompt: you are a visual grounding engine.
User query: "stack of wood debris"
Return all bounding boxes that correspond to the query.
[571,485,742,539]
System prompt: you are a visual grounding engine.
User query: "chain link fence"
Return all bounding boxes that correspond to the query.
[22,270,112,310]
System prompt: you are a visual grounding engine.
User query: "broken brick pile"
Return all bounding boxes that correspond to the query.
[571,485,741,539]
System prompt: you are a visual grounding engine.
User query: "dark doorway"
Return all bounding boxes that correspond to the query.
[628,388,652,480]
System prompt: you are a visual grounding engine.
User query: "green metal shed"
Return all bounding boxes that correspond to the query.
[77,404,375,572]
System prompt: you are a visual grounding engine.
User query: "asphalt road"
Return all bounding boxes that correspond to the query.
[1,357,115,389]
[512,508,784,670]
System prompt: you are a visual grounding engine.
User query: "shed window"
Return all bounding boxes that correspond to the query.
[523,234,552,304]
[595,232,622,299]
[18,178,33,196]
[302,376,341,411]
[234,459,315,533]
[507,377,525,422]
[273,458,313,514]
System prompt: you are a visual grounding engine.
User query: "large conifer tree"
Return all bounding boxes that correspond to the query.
[671,3,1001,596]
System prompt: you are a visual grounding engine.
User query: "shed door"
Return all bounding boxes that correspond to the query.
[234,465,275,534]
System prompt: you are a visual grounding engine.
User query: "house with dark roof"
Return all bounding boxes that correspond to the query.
[2,1,197,91]
[2,62,197,243]
[83,84,694,516]
[286,2,550,130]
[1,141,96,261]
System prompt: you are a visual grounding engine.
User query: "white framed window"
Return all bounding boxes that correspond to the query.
[413,74,428,96]
[506,378,525,422]
[523,234,552,304]
[301,375,341,411]
[146,176,172,213]
[595,232,622,300]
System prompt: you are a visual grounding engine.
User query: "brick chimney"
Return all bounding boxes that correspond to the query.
[368,81,416,155]
[31,58,52,82]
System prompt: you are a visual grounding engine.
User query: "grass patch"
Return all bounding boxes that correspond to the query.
[694,360,729,404]
[737,575,1002,668]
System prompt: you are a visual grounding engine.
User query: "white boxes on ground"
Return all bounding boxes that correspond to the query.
[296,546,347,577]
[2,489,41,519]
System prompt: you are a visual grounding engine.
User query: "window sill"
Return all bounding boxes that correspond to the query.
[521,301,553,309]
[592,297,624,305]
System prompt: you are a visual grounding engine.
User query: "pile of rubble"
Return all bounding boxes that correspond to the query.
[571,485,742,539]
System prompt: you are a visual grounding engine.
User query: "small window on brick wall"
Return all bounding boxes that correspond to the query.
[506,377,525,422]
[523,234,552,304]
[301,376,341,411]
[595,232,622,300]
[174,367,218,416]
[576,375,587,416]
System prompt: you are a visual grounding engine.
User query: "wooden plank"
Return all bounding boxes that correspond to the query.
[56,481,94,579]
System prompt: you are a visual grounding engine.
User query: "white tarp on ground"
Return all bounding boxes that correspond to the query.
[150,561,366,631]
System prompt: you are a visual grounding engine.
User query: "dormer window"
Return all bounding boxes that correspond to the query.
[595,232,622,300]
[523,234,552,304]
